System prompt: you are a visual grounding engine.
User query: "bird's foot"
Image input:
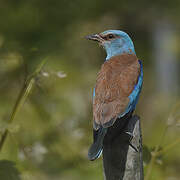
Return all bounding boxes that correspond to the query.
[125,131,139,152]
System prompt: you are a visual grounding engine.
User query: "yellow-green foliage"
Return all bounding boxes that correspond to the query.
[0,0,179,179]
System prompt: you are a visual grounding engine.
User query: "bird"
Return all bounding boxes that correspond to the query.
[85,30,143,161]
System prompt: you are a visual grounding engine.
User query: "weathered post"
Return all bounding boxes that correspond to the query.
[103,115,144,180]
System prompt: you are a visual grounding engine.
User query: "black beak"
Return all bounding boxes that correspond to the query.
[85,34,102,42]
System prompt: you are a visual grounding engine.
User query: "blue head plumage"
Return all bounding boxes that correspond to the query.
[86,30,136,60]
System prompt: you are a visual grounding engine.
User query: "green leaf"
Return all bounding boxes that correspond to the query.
[0,160,21,180]
[143,145,152,165]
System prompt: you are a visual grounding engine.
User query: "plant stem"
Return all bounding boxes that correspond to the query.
[144,146,159,180]
[145,137,180,180]
[144,125,167,180]
[0,59,47,152]
[156,137,180,156]
[145,124,180,180]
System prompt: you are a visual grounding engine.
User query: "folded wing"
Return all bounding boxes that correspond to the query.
[93,54,141,130]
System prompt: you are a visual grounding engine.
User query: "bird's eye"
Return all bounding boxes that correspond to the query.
[108,34,114,39]
[101,34,115,40]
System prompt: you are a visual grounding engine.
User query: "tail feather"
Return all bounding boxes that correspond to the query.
[88,127,107,161]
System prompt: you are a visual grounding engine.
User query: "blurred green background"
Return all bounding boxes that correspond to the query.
[0,0,179,179]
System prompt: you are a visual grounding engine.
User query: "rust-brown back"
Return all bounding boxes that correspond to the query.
[93,53,140,130]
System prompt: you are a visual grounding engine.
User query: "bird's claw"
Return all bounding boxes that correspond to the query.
[129,142,139,152]
[125,131,139,152]
[125,131,133,139]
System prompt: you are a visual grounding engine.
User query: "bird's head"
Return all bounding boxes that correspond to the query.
[85,30,136,60]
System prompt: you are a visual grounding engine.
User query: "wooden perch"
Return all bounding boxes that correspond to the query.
[103,115,144,180]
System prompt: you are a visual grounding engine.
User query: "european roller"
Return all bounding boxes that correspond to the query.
[85,30,143,161]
